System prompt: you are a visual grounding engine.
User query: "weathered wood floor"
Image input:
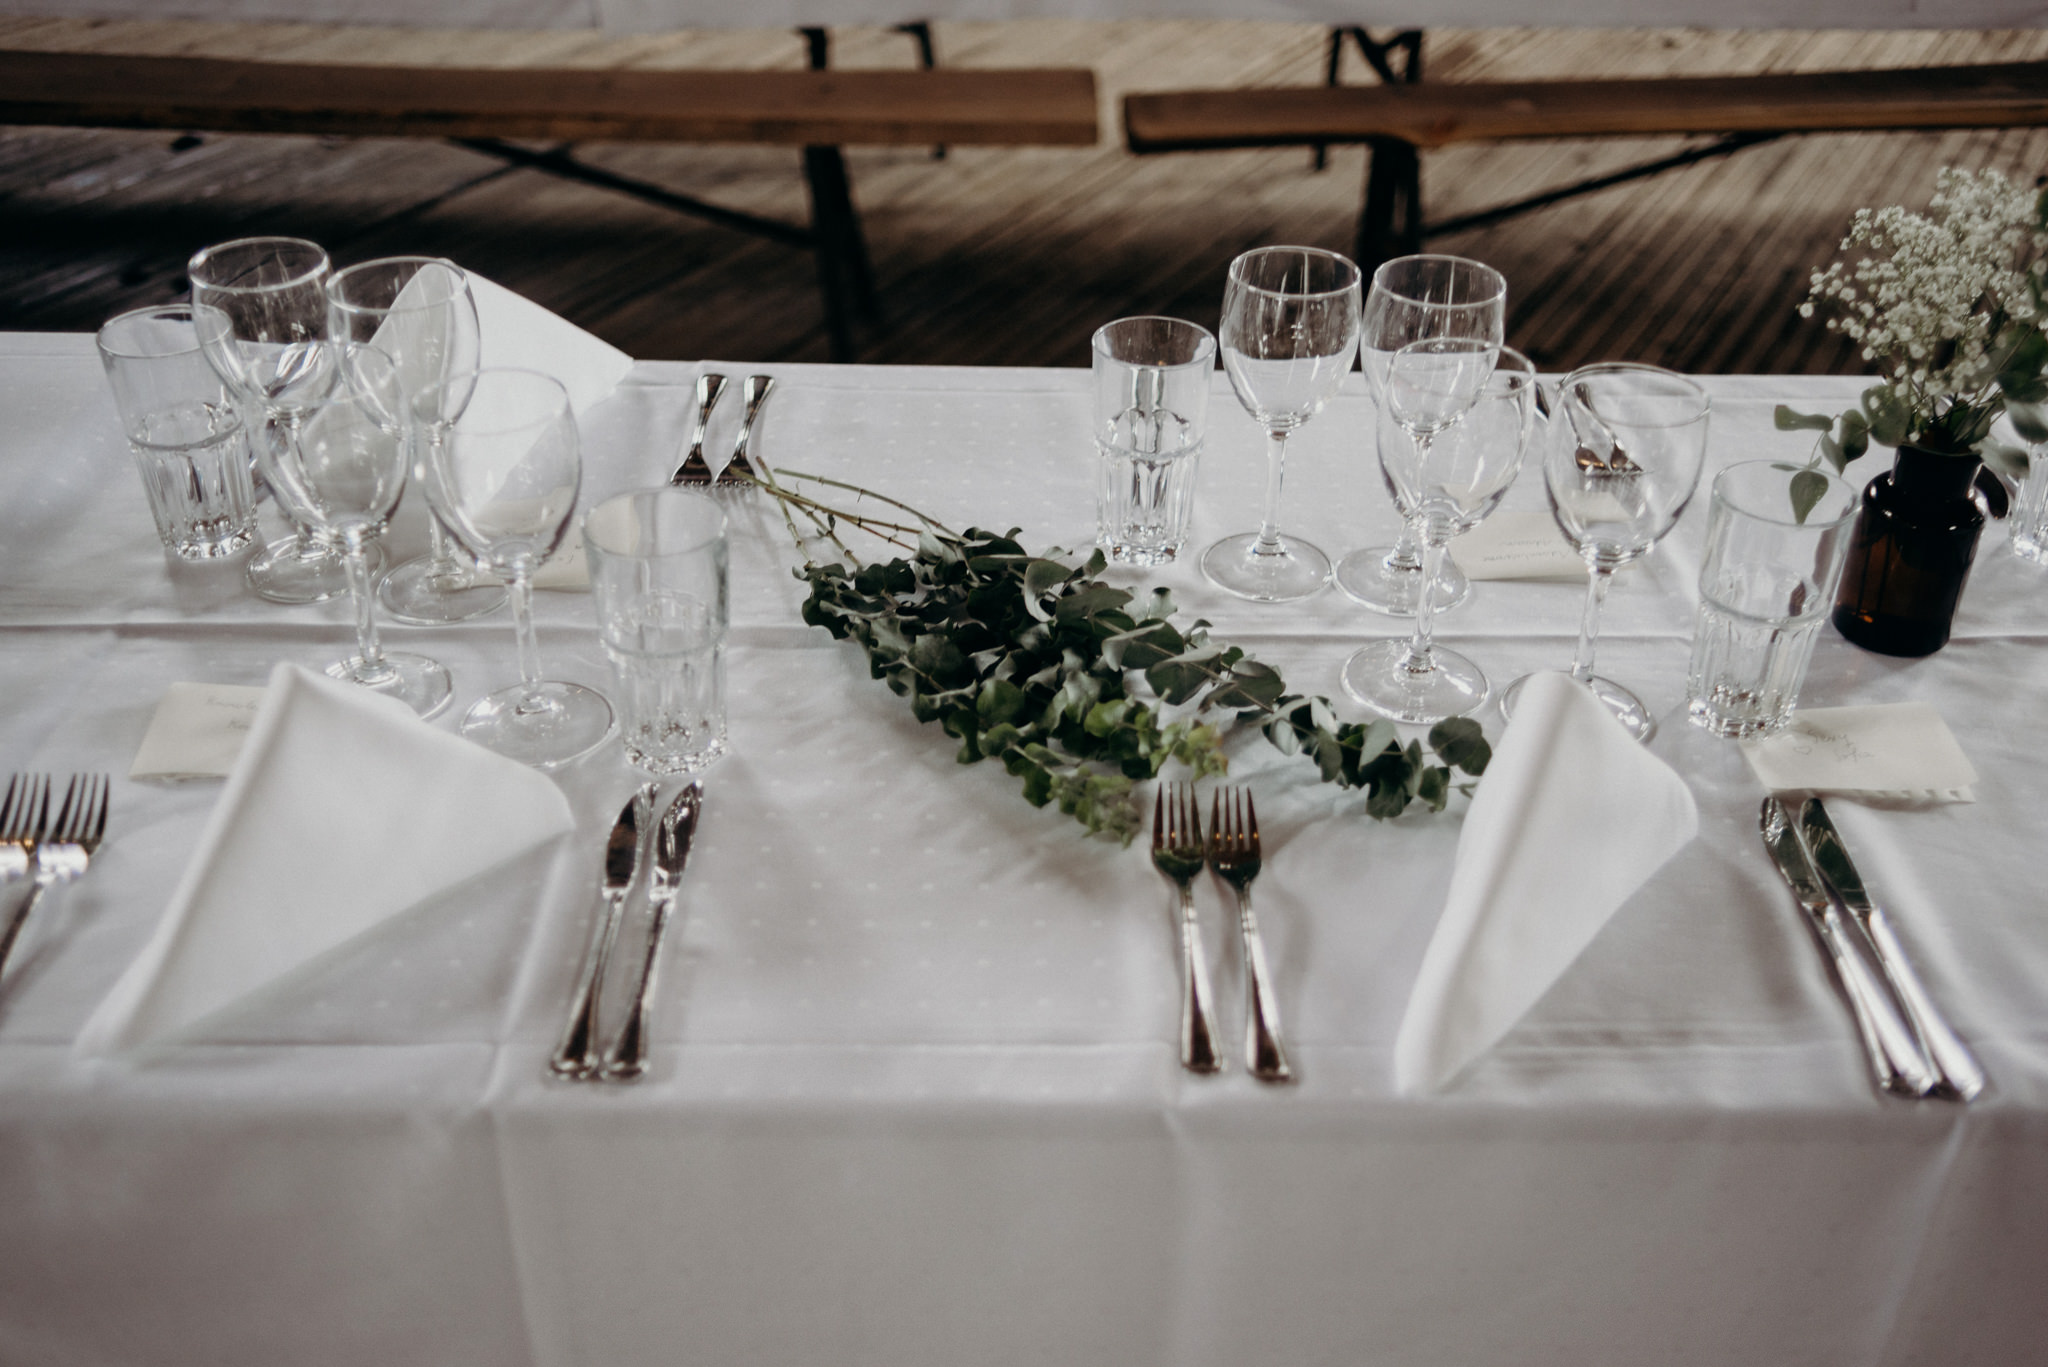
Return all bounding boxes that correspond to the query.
[4,16,2047,373]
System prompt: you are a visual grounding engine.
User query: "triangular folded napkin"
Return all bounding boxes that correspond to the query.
[1393,672,1699,1093]
[76,664,575,1056]
[469,271,633,417]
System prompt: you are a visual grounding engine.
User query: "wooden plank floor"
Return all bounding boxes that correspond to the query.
[4,16,2048,373]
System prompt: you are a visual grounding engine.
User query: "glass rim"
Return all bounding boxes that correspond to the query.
[1711,458,1859,528]
[187,235,331,296]
[1563,360,1711,428]
[1090,315,1217,368]
[1226,245,1362,300]
[95,303,205,360]
[1368,253,1508,308]
[325,255,468,317]
[584,486,728,559]
[415,367,570,434]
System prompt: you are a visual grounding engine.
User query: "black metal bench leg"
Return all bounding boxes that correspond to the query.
[893,21,947,158]
[1355,136,1422,274]
[802,143,880,361]
[1315,27,1424,173]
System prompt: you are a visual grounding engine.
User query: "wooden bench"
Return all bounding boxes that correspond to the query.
[0,46,1099,360]
[1124,60,2048,270]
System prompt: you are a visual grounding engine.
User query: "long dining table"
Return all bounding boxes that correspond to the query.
[2,329,2047,1367]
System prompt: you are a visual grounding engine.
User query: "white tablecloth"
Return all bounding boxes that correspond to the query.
[3,0,2039,31]
[2,332,2046,1366]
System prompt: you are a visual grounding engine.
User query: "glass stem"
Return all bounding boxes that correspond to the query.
[1254,428,1290,556]
[508,564,544,705]
[1572,564,1616,685]
[426,518,464,579]
[344,532,388,677]
[1403,522,1450,673]
[1386,519,1425,573]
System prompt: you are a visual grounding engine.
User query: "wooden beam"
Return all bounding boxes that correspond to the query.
[0,49,1100,147]
[1126,62,2048,152]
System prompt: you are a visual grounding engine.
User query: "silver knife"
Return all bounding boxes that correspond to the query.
[718,374,774,490]
[671,372,728,486]
[1799,797,1985,1101]
[601,782,704,1081]
[550,783,657,1079]
[1759,798,1938,1098]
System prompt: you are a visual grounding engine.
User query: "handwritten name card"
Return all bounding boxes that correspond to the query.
[130,682,267,779]
[1741,702,1979,802]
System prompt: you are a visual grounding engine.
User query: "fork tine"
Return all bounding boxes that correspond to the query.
[0,776,17,837]
[49,776,80,843]
[87,775,109,845]
[1244,789,1259,855]
[1182,782,1202,851]
[28,775,50,842]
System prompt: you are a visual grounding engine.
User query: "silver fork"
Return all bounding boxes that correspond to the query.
[0,774,108,986]
[1209,787,1293,1083]
[0,774,46,892]
[670,372,729,487]
[717,374,775,494]
[1150,782,1220,1074]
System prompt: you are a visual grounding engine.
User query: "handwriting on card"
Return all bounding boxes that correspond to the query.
[131,682,269,779]
[1740,703,1978,799]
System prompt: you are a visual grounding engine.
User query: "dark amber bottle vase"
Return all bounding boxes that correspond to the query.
[1831,445,1986,657]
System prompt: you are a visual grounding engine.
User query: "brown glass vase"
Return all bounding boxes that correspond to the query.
[1831,445,1986,657]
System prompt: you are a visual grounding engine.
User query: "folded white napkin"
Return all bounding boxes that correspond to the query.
[469,270,634,417]
[1393,671,1699,1093]
[77,663,575,1056]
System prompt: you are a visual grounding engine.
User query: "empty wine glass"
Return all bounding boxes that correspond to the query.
[418,368,614,768]
[1344,347,1536,723]
[1497,362,1711,742]
[249,341,452,717]
[1340,254,1508,617]
[326,256,506,626]
[189,235,369,604]
[1201,245,1362,602]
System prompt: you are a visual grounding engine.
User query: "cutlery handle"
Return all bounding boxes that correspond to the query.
[728,375,775,476]
[551,890,627,1079]
[1233,890,1293,1083]
[1861,906,1986,1101]
[601,899,675,1082]
[1814,905,1938,1097]
[671,372,726,485]
[1176,885,1220,1074]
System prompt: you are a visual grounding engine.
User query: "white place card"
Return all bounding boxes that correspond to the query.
[1741,703,1979,802]
[130,682,267,780]
[1448,510,1588,581]
[531,539,591,591]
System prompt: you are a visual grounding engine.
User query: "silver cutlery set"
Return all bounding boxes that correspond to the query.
[1760,795,1984,1101]
[1151,782,1293,1082]
[0,774,109,993]
[553,781,705,1082]
[671,372,775,493]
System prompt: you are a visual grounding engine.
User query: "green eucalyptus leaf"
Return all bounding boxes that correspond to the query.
[1982,439,2031,483]
[1427,716,1491,775]
[1774,405,1836,432]
[1838,410,1870,463]
[2007,398,2048,445]
[1861,386,1913,448]
[1790,467,1829,524]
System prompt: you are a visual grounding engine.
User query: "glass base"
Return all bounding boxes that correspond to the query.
[1342,639,1488,725]
[1334,544,1471,617]
[1497,672,1656,743]
[248,535,379,605]
[328,651,453,720]
[378,552,507,625]
[461,681,615,769]
[1200,532,1332,603]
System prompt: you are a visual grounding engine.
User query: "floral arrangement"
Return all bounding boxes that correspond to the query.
[1778,166,2048,510]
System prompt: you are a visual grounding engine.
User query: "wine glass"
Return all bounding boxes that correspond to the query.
[1497,362,1711,742]
[1343,346,1536,723]
[1200,245,1362,602]
[417,368,614,768]
[248,341,452,717]
[326,256,506,625]
[189,236,370,604]
[1340,254,1508,617]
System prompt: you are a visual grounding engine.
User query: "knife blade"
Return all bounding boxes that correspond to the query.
[1799,797,1985,1101]
[1759,797,1937,1098]
[551,783,657,1079]
[601,782,704,1081]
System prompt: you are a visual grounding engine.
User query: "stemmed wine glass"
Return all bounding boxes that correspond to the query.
[417,368,614,768]
[1341,254,1508,617]
[1201,245,1362,602]
[1497,362,1711,742]
[189,236,369,604]
[247,341,452,717]
[1343,346,1537,722]
[326,256,506,625]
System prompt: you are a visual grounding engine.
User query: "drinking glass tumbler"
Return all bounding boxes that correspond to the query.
[1684,460,1858,738]
[584,488,730,775]
[1092,317,1214,566]
[96,304,259,560]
